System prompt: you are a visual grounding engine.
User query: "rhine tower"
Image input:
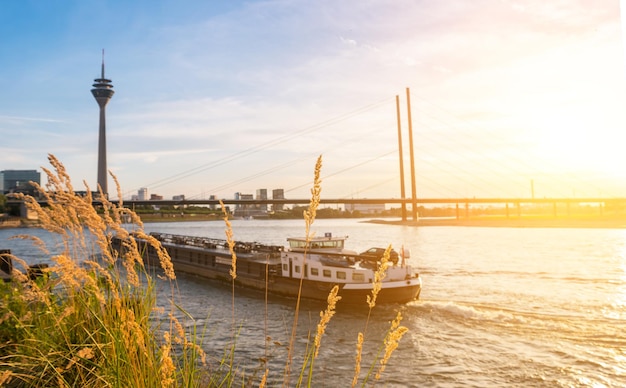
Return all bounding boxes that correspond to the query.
[91,51,114,196]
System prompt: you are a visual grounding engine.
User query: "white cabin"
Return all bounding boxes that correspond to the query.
[280,233,413,284]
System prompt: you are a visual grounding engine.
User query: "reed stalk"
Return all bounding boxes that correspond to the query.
[284,155,323,387]
[219,199,238,379]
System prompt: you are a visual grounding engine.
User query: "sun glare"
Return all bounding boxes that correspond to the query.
[522,104,626,184]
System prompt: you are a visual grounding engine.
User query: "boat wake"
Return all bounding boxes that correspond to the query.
[409,299,626,345]
[404,299,626,387]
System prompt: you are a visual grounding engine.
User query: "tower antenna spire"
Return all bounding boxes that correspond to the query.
[101,49,105,79]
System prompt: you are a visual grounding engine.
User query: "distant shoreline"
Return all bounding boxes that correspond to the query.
[139,214,626,229]
[3,215,625,229]
[364,216,626,229]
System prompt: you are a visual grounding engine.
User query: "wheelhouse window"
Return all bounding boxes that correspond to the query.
[311,268,319,276]
[288,238,345,250]
[289,240,307,249]
[323,269,332,278]
[352,273,365,281]
[337,271,346,280]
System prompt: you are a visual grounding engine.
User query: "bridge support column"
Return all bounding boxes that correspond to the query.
[395,95,407,222]
[405,88,418,222]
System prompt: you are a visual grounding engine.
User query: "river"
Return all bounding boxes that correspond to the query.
[2,218,625,387]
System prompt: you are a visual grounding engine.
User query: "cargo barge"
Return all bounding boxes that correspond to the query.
[112,232,421,305]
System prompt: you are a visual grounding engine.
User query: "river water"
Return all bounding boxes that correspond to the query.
[2,219,625,387]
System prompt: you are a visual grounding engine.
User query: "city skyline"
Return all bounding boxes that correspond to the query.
[1,1,626,201]
[128,186,283,202]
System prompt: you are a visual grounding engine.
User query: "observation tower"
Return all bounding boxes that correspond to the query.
[91,51,114,196]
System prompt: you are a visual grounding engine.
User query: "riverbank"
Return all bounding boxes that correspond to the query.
[366,215,626,228]
[0,217,25,229]
[136,213,222,223]
[138,214,626,229]
[4,214,626,229]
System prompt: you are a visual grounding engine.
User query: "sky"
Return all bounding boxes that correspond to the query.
[1,0,626,201]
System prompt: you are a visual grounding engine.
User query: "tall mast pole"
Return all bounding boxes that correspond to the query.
[396,95,407,221]
[406,87,418,221]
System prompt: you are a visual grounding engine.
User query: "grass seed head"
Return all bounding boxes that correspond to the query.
[375,312,408,380]
[351,332,364,387]
[313,285,341,358]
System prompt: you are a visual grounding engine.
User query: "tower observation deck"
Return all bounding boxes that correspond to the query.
[91,51,114,196]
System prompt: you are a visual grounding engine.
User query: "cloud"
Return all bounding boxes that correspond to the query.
[0,115,67,125]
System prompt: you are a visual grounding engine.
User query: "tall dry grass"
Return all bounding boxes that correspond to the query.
[0,154,206,387]
[0,154,408,387]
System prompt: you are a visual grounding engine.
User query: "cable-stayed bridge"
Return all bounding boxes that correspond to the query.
[122,89,625,209]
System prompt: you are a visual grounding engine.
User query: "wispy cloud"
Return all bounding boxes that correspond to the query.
[0,115,67,124]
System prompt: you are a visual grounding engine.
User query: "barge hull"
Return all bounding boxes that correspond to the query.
[112,236,421,305]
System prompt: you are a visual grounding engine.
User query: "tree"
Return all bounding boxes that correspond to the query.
[0,194,6,214]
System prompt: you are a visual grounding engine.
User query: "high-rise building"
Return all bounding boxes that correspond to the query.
[234,192,254,216]
[256,188,268,212]
[138,188,148,201]
[0,170,41,194]
[272,188,285,211]
[91,51,114,196]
